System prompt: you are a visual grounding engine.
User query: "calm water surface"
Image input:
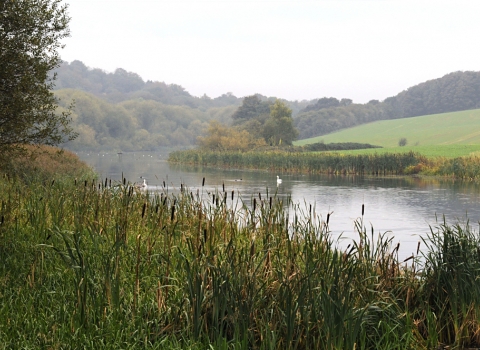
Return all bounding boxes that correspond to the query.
[78,152,480,260]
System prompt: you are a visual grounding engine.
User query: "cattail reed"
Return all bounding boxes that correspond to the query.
[5,168,480,349]
[141,203,146,218]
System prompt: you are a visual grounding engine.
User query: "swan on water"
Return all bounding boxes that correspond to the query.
[135,177,147,191]
[277,175,282,184]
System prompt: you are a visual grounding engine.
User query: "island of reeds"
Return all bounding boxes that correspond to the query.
[1,147,480,349]
[169,148,480,179]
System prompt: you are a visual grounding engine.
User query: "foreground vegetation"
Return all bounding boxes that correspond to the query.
[2,155,480,348]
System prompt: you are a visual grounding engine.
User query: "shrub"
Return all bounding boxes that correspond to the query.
[0,145,94,183]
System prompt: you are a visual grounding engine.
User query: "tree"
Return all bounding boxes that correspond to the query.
[262,100,298,146]
[197,120,266,151]
[231,94,271,125]
[0,0,76,160]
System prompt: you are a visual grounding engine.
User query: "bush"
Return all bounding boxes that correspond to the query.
[399,138,408,146]
[0,145,94,183]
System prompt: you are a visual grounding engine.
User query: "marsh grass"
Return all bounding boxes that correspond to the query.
[0,173,480,349]
[169,149,480,179]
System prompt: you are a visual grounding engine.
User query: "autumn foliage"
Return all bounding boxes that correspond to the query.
[197,120,266,151]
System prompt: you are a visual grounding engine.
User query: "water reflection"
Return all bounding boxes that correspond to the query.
[78,152,480,260]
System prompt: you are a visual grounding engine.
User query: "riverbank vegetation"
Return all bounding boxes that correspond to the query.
[169,149,480,179]
[1,145,95,183]
[2,165,480,348]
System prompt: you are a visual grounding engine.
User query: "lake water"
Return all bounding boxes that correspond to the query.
[78,151,480,260]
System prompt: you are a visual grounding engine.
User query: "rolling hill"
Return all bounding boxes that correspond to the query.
[294,108,480,157]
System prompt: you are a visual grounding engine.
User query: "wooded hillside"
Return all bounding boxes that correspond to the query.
[53,61,310,151]
[53,61,480,151]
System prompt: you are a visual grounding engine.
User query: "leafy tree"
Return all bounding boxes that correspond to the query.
[197,121,266,151]
[231,94,271,124]
[301,97,340,113]
[262,100,298,146]
[0,0,76,160]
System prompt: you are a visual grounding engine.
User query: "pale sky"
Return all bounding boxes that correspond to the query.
[60,0,480,103]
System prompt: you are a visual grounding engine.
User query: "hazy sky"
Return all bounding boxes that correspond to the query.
[60,0,480,103]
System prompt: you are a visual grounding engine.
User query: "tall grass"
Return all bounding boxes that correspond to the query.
[170,149,480,179]
[169,150,427,176]
[0,172,480,348]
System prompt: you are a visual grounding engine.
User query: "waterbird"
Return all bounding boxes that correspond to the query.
[277,175,282,184]
[135,177,147,191]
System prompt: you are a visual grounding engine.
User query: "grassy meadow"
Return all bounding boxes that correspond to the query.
[1,160,480,349]
[294,108,480,158]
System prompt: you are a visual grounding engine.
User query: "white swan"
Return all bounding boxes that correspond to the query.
[135,178,147,191]
[277,175,282,184]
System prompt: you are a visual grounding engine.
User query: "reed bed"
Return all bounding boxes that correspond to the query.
[169,149,480,179]
[0,174,480,349]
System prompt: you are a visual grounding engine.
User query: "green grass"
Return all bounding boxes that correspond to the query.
[323,144,480,158]
[294,108,480,157]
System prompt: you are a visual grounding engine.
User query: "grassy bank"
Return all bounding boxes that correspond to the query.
[295,108,480,149]
[0,145,95,183]
[1,169,480,348]
[168,149,480,179]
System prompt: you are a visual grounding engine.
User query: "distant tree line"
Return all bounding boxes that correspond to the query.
[53,61,480,151]
[54,61,311,151]
[295,71,480,139]
[55,88,237,151]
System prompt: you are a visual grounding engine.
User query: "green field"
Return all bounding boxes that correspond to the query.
[294,108,480,157]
